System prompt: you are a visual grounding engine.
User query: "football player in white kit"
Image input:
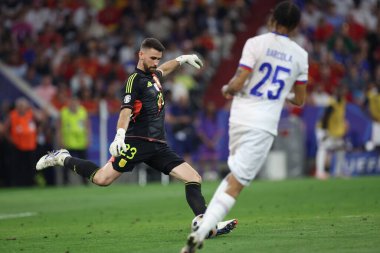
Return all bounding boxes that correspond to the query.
[180,1,308,252]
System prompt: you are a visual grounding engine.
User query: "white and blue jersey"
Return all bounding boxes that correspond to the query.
[230,32,308,136]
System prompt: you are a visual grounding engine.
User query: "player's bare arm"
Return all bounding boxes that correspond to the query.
[287,84,307,107]
[116,108,132,130]
[221,67,251,99]
[109,108,132,157]
[157,59,180,77]
[158,54,203,77]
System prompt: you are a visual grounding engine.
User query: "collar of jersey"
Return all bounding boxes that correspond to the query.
[135,67,152,76]
[271,31,289,37]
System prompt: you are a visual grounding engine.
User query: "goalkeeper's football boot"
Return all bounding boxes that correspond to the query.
[216,219,238,236]
[180,232,203,253]
[36,149,71,170]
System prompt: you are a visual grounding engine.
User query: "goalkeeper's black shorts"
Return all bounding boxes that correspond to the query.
[109,138,185,175]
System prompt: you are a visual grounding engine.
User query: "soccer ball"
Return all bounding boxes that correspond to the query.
[191,214,204,232]
[191,214,217,238]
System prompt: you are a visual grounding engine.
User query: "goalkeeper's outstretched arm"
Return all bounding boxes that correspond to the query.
[158,54,203,77]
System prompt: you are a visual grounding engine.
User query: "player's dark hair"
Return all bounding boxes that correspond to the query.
[273,1,301,32]
[141,38,165,52]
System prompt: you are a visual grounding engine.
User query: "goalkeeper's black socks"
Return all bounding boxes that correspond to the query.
[64,157,99,182]
[185,182,207,215]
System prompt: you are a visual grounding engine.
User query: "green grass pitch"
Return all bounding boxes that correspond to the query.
[1,176,379,253]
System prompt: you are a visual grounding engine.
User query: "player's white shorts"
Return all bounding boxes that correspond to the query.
[228,123,274,186]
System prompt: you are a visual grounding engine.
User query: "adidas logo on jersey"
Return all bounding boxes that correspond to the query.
[147,81,153,87]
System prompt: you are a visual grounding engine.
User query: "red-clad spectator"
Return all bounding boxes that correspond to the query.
[38,23,63,49]
[100,56,127,82]
[74,51,100,80]
[78,87,99,115]
[196,30,216,52]
[104,80,122,114]
[313,17,334,42]
[314,62,341,95]
[51,82,70,110]
[97,0,122,31]
[307,59,321,88]
[61,0,85,11]
[54,53,76,82]
[346,15,367,42]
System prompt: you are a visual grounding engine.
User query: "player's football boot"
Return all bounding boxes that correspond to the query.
[216,219,238,236]
[36,149,71,170]
[180,232,203,253]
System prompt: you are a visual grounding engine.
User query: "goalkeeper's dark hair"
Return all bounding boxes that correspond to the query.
[141,38,165,52]
[272,1,301,32]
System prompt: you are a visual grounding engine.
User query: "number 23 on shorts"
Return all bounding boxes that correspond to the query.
[119,144,138,160]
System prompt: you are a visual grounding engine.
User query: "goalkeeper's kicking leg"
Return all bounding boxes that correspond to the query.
[36,149,122,186]
[36,149,237,236]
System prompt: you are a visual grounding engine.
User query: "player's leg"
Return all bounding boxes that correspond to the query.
[316,145,328,179]
[144,142,206,215]
[315,128,329,179]
[190,174,243,243]
[330,137,346,177]
[366,121,380,151]
[64,157,121,186]
[147,144,237,229]
[65,153,132,186]
[170,162,238,238]
[91,162,122,186]
[334,149,345,177]
[181,126,273,252]
[169,162,207,215]
[180,173,243,253]
[373,121,380,149]
[200,173,242,236]
[36,149,122,186]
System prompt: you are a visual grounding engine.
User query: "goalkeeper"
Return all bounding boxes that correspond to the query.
[36,38,236,236]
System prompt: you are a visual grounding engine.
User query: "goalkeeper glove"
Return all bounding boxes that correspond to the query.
[109,128,127,157]
[175,54,203,69]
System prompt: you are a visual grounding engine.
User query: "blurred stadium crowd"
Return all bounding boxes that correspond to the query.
[0,0,379,187]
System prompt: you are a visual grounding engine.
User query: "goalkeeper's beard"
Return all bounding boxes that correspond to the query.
[143,62,157,73]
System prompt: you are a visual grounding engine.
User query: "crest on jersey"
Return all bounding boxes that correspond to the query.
[124,95,131,104]
[152,74,162,91]
[157,92,164,113]
[147,81,153,87]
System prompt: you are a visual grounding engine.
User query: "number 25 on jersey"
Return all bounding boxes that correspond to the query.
[250,62,290,100]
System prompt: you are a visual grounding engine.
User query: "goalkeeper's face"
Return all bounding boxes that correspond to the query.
[140,48,162,73]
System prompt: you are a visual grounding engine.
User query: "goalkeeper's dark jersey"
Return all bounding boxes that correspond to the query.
[121,68,166,143]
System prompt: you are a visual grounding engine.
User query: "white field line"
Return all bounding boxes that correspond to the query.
[341,215,364,218]
[0,212,37,220]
